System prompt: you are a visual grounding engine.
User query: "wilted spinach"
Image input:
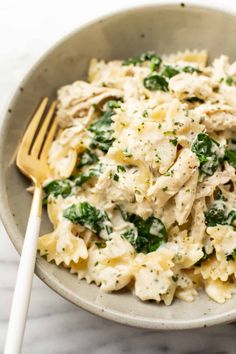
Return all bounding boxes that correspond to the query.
[143,74,169,92]
[63,201,112,235]
[192,133,221,176]
[205,192,236,228]
[74,164,103,187]
[119,207,167,253]
[43,179,71,205]
[162,65,180,78]
[123,52,162,71]
[224,149,236,169]
[88,100,121,152]
[77,149,98,168]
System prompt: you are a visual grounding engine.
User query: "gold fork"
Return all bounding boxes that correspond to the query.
[4,98,57,354]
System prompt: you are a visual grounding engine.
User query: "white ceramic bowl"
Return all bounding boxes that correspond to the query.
[1,1,236,329]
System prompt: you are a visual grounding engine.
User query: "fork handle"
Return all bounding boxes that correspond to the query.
[4,186,42,354]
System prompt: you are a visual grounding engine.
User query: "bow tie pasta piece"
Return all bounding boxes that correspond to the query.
[37,219,88,266]
[70,234,135,291]
[133,248,175,303]
[205,278,236,304]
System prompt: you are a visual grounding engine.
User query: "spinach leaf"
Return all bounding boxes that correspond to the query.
[226,248,236,261]
[123,52,162,71]
[130,215,167,253]
[95,241,106,249]
[224,149,236,169]
[63,202,112,235]
[205,197,236,228]
[121,228,137,245]
[162,65,180,78]
[192,133,220,176]
[143,74,168,92]
[119,207,167,253]
[43,179,71,205]
[160,64,201,79]
[182,66,202,74]
[149,55,162,71]
[227,210,236,226]
[205,204,226,226]
[74,164,102,187]
[77,149,98,168]
[88,100,120,152]
[117,205,130,221]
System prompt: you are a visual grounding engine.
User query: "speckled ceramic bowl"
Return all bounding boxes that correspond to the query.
[1,0,236,329]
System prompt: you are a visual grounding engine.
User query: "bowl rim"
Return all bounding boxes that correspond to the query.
[1,0,236,330]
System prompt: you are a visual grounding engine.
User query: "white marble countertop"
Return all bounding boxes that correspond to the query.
[1,1,236,353]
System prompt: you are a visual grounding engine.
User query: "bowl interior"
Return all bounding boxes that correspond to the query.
[1,3,236,329]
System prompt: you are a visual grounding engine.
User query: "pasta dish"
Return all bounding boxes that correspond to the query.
[37,50,236,305]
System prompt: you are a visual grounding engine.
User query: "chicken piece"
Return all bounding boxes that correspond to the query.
[57,81,123,127]
[196,163,236,199]
[195,103,236,132]
[148,148,199,207]
[175,169,199,225]
[169,73,214,101]
[190,198,206,243]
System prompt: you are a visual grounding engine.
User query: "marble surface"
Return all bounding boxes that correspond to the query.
[1,1,236,353]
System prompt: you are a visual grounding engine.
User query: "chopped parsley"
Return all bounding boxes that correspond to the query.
[164,130,176,136]
[142,110,149,118]
[95,241,106,249]
[113,173,119,182]
[169,137,178,146]
[117,165,126,173]
[164,170,174,177]
[123,149,133,158]
[172,275,178,282]
[225,77,234,86]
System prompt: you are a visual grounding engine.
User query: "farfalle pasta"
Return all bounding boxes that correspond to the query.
[37,50,236,305]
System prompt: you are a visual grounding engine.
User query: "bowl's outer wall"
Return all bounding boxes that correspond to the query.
[1,4,236,329]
